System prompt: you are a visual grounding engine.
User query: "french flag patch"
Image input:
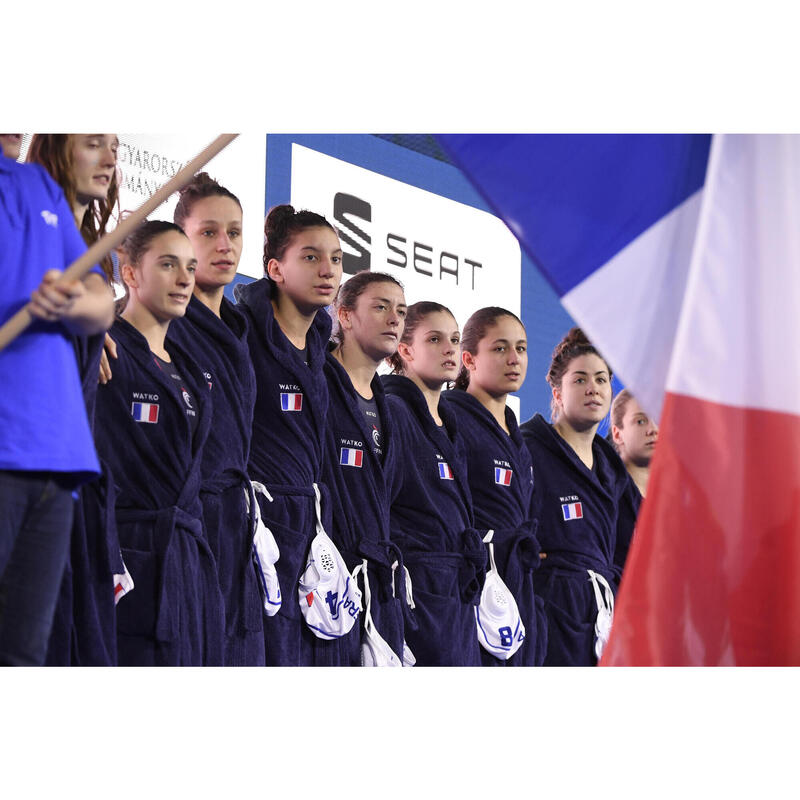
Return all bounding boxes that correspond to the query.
[131,401,159,423]
[562,502,584,521]
[340,447,363,468]
[280,392,303,411]
[494,467,513,486]
[438,462,454,480]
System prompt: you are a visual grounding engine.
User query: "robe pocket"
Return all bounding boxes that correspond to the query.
[407,586,478,667]
[263,516,312,623]
[541,597,596,666]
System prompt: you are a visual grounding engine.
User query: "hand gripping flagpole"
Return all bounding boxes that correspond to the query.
[0,133,239,352]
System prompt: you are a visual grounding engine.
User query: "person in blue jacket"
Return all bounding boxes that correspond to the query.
[324,270,411,665]
[27,133,126,666]
[95,220,225,666]
[444,306,547,666]
[520,327,630,666]
[609,389,658,581]
[234,204,346,666]
[0,156,115,666]
[383,301,485,667]
[167,173,264,666]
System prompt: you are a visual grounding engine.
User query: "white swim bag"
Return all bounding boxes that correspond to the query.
[354,559,416,667]
[297,485,362,640]
[475,530,526,660]
[587,569,614,661]
[246,481,282,616]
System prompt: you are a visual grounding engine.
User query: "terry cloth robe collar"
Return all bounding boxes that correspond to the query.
[442,388,527,455]
[234,277,332,375]
[523,413,626,506]
[113,316,209,462]
[169,295,255,471]
[381,374,474,512]
[234,277,331,455]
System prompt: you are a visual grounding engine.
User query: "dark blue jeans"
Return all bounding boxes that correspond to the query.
[0,471,75,666]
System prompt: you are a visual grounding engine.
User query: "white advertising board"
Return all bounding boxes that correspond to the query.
[289,143,523,415]
[289,144,521,323]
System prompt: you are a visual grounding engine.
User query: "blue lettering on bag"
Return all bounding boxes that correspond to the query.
[325,590,339,619]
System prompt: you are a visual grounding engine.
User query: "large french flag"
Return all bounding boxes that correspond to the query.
[439,133,800,665]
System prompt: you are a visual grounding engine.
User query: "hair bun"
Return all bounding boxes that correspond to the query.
[173,173,240,228]
[563,327,590,347]
[179,171,218,198]
[265,204,296,231]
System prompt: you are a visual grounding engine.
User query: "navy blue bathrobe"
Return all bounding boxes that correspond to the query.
[46,331,124,666]
[323,353,411,665]
[382,375,485,667]
[168,295,264,666]
[443,390,548,666]
[234,278,352,666]
[520,413,630,666]
[95,317,225,666]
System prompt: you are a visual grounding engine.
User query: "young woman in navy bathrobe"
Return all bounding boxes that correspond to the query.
[234,205,349,666]
[383,302,485,667]
[609,389,658,582]
[95,221,225,666]
[444,306,547,666]
[166,173,264,666]
[520,328,630,666]
[27,134,125,666]
[323,271,411,665]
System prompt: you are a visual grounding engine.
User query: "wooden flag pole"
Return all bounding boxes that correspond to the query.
[0,133,239,351]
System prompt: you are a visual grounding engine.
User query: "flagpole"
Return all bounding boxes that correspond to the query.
[0,133,239,352]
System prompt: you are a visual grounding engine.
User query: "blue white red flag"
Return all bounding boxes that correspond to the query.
[280,392,303,412]
[340,447,363,468]
[438,134,711,422]
[494,467,512,486]
[131,401,159,423]
[439,133,800,665]
[438,462,454,480]
[561,502,583,521]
